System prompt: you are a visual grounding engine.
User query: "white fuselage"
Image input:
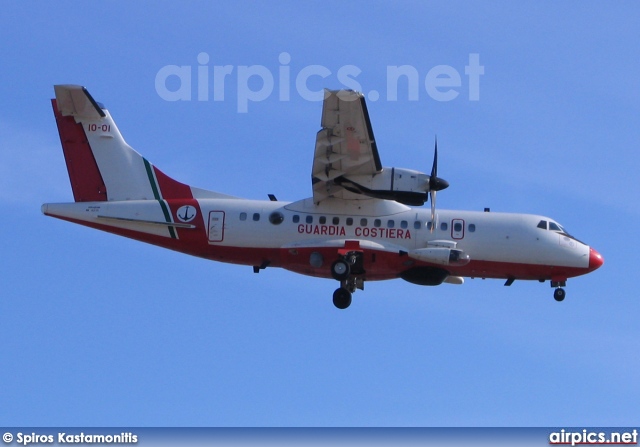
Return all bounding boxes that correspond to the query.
[43,195,593,282]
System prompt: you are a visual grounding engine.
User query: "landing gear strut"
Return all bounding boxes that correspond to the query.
[331,252,364,309]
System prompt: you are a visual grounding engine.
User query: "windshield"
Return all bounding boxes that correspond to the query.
[537,219,584,244]
[551,221,585,245]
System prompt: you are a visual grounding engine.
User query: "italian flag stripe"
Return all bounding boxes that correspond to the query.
[143,158,177,239]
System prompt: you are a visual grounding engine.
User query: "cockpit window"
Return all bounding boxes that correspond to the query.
[533,216,586,244]
[538,219,576,239]
[547,220,582,243]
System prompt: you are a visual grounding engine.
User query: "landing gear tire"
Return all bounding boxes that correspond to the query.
[333,287,352,309]
[331,260,351,281]
[554,288,566,302]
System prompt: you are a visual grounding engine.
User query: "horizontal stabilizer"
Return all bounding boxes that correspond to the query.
[96,215,196,229]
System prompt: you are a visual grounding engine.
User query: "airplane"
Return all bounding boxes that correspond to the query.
[42,85,604,309]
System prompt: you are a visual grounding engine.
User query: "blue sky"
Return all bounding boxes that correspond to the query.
[0,1,638,426]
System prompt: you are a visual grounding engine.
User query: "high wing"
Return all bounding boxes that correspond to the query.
[312,89,383,204]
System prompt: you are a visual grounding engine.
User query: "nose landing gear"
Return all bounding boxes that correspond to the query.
[553,288,566,302]
[551,280,567,302]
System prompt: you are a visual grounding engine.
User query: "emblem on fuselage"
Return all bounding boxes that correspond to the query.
[176,205,196,222]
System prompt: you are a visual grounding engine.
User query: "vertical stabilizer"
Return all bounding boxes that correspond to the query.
[52,85,192,202]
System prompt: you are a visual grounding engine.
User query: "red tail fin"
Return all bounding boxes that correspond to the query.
[52,99,108,202]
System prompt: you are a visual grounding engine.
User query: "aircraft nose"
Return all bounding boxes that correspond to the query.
[589,247,604,270]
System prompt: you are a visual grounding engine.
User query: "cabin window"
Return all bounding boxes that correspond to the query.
[387,220,395,228]
[306,215,313,224]
[426,222,432,231]
[360,218,368,226]
[269,211,284,225]
[415,221,422,230]
[240,212,247,221]
[440,222,448,231]
[468,223,476,232]
[537,220,547,230]
[374,219,382,228]
[252,213,260,222]
[346,218,354,226]
[401,220,408,229]
[454,222,463,232]
[319,216,326,224]
[292,215,300,223]
[333,217,340,225]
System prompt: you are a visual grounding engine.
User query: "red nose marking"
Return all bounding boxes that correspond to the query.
[589,248,604,270]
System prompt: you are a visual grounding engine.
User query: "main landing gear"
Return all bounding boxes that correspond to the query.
[330,252,364,309]
[330,259,351,281]
[333,287,352,309]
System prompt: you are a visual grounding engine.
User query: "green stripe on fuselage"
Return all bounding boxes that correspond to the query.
[143,158,177,239]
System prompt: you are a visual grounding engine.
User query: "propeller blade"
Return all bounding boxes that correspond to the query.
[428,137,449,193]
[431,138,438,179]
[428,137,448,232]
[430,190,436,233]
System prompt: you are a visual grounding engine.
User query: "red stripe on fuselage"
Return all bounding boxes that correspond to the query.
[167,199,208,243]
[51,99,107,202]
[153,166,193,199]
[151,166,210,242]
[279,248,595,281]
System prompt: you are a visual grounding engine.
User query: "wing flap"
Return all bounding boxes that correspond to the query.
[312,90,383,204]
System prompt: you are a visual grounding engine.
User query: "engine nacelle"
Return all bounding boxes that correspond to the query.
[400,266,449,286]
[408,247,471,266]
[335,167,430,206]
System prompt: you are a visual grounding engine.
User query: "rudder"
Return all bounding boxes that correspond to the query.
[52,94,108,202]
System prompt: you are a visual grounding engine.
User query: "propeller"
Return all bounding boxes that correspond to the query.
[428,137,449,232]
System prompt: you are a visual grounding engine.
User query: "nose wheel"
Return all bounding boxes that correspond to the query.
[551,280,567,302]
